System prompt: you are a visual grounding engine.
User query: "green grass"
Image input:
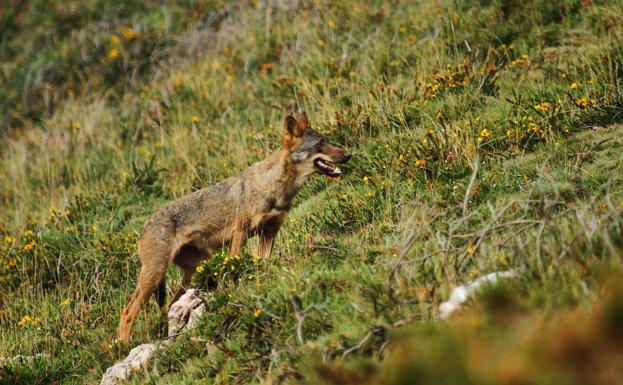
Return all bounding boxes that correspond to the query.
[1,0,623,384]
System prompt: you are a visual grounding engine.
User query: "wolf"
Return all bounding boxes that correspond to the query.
[117,104,351,341]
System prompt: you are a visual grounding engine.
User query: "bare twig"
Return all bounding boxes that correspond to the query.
[462,153,480,216]
[341,329,374,359]
[341,326,386,359]
[256,299,282,320]
[450,219,542,239]
[163,326,199,340]
[290,297,328,346]
[390,208,439,279]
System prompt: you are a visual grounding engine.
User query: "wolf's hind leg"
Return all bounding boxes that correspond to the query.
[171,244,209,304]
[118,237,172,341]
[155,278,167,308]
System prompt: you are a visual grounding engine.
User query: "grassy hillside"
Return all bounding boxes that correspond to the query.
[1,0,623,384]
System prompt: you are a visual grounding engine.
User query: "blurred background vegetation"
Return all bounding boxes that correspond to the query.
[1,0,623,384]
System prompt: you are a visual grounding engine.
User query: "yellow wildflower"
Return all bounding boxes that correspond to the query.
[415,159,426,168]
[468,269,481,279]
[3,235,15,244]
[576,98,590,109]
[110,35,120,45]
[479,128,492,139]
[121,27,139,40]
[570,82,578,89]
[8,258,17,268]
[534,102,551,112]
[191,115,199,124]
[173,75,182,87]
[23,241,35,252]
[17,315,41,328]
[60,298,71,307]
[24,229,33,237]
[527,122,540,133]
[259,62,274,72]
[107,48,120,60]
[466,245,475,254]
[253,309,262,318]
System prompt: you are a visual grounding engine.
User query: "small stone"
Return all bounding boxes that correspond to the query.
[101,289,207,384]
[100,344,161,385]
[439,270,516,319]
[168,289,206,337]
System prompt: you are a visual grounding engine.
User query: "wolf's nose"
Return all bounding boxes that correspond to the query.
[343,152,352,162]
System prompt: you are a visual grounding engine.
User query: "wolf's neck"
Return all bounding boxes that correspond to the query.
[252,148,306,203]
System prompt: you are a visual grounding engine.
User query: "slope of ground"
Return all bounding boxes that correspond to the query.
[1,1,622,384]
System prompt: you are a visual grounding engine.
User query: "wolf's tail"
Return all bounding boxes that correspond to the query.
[155,278,166,308]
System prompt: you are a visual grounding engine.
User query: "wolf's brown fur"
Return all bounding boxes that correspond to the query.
[117,106,350,341]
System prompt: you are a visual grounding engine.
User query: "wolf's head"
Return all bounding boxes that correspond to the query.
[283,110,351,178]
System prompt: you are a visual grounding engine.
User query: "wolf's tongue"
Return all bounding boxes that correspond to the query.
[322,163,335,172]
[316,159,342,176]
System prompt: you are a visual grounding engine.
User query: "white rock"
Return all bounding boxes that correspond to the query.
[100,289,207,384]
[439,270,517,319]
[187,303,207,330]
[168,289,206,336]
[100,343,160,385]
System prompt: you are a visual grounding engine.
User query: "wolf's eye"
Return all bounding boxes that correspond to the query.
[315,139,326,151]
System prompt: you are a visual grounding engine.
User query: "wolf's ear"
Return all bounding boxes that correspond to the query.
[284,115,301,148]
[285,115,299,136]
[287,99,298,116]
[297,111,310,129]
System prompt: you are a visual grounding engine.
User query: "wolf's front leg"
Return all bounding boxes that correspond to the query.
[258,214,286,261]
[229,219,248,256]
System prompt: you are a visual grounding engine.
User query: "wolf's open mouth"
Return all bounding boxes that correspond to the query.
[314,159,342,177]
